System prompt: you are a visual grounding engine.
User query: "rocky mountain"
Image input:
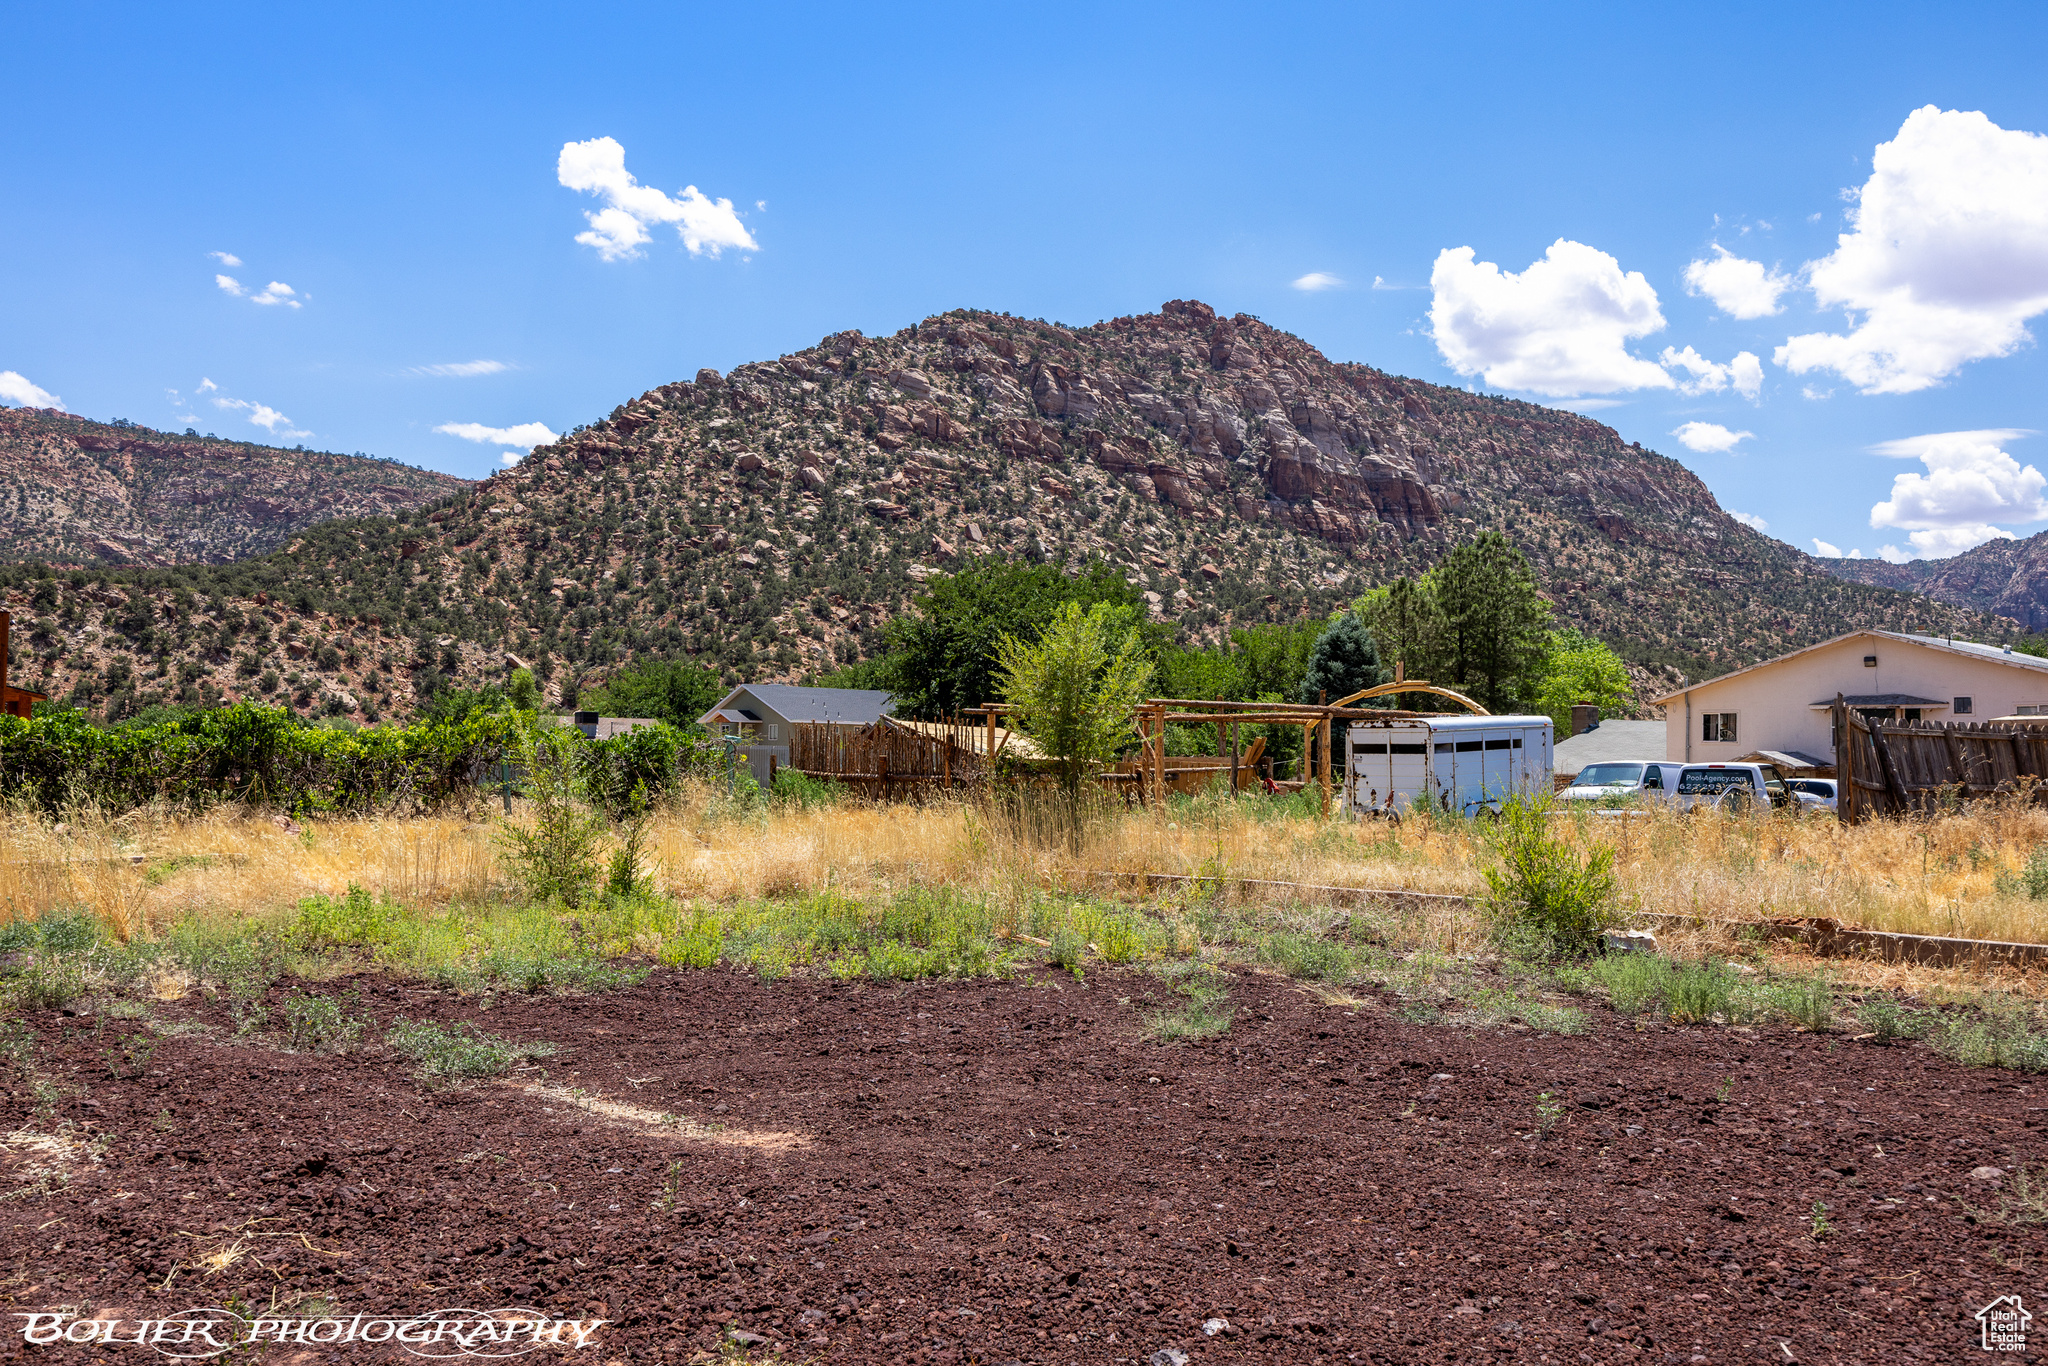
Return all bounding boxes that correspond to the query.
[1822,533,2048,632]
[0,301,2008,723]
[0,407,469,566]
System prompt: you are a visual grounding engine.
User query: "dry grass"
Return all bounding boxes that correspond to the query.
[4,784,2045,976]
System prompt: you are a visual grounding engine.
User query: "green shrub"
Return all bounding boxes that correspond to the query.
[1663,960,1737,1023]
[1589,953,1669,1014]
[292,884,398,948]
[282,989,370,1053]
[1930,1000,2048,1072]
[658,912,724,969]
[1258,933,1352,981]
[772,768,846,810]
[385,1018,549,1081]
[1770,975,1836,1032]
[497,723,606,906]
[1481,797,1615,958]
[1859,997,1937,1043]
[1048,925,1085,978]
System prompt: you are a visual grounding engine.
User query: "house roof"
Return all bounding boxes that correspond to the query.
[697,683,895,728]
[1806,693,1948,708]
[1735,748,1834,770]
[1551,720,1666,776]
[1653,629,2047,705]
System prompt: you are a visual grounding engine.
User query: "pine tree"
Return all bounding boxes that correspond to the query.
[1434,530,1552,713]
[1296,613,1388,705]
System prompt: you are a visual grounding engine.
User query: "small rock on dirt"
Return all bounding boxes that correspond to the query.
[1149,1348,1190,1366]
[1602,929,1658,954]
[1970,1166,2006,1183]
[1202,1317,1230,1336]
[728,1329,769,1346]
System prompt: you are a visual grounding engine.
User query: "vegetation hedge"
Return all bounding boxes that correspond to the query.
[0,703,719,816]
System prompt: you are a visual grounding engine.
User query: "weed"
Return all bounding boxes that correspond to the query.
[1145,962,1235,1042]
[771,768,846,810]
[1859,997,1937,1044]
[385,1018,552,1082]
[1963,1164,2048,1226]
[1535,1090,1566,1138]
[1397,1002,1443,1025]
[1257,932,1352,982]
[4,956,90,1011]
[100,1031,157,1079]
[1481,797,1615,959]
[654,1159,685,1213]
[1589,954,1669,1015]
[292,884,398,949]
[1929,999,2048,1072]
[1810,1201,1832,1238]
[1998,846,2048,900]
[1663,960,1737,1024]
[281,990,370,1053]
[1771,976,1836,1033]
[152,1107,173,1131]
[1518,1001,1590,1036]
[657,911,724,969]
[1715,1076,1735,1102]
[1047,925,1085,980]
[1097,917,1141,965]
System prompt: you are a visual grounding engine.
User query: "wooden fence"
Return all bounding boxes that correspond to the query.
[787,718,992,796]
[1836,696,2048,822]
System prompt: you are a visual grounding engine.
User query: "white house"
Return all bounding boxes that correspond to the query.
[1654,630,2048,767]
[697,683,895,785]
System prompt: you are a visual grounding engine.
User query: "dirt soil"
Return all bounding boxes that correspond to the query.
[1,966,2042,1365]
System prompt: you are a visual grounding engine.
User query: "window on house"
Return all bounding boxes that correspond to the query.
[1954,696,1973,716]
[1702,712,1738,743]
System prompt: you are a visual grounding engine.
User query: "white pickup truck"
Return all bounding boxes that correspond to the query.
[1673,762,1796,813]
[1556,760,1687,806]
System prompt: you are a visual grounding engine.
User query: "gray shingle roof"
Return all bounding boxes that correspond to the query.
[698,684,895,727]
[1551,720,1667,777]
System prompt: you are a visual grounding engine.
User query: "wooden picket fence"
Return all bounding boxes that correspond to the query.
[787,717,992,796]
[1836,697,2048,822]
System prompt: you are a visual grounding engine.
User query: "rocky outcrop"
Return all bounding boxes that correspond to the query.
[1825,533,2048,631]
[0,410,468,566]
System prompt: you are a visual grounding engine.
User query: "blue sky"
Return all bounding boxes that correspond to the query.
[4,2,2046,565]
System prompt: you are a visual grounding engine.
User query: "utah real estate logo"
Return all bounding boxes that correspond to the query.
[1977,1295,2030,1353]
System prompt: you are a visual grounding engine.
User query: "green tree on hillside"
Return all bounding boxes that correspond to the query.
[577,658,722,730]
[858,560,1147,719]
[1296,613,1389,705]
[1433,531,1553,712]
[1356,575,1451,684]
[1530,628,1635,731]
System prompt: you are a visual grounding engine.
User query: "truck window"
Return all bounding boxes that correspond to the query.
[1574,763,1645,787]
[1643,767,1663,790]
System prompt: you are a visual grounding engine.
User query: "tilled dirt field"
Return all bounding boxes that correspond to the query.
[1,966,2042,1365]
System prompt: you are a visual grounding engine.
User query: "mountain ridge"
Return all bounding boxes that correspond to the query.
[0,300,2008,722]
[0,407,469,567]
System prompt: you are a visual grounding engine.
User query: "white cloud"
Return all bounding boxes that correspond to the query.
[1671,421,1754,453]
[411,360,511,378]
[209,250,242,267]
[210,392,310,440]
[501,450,525,465]
[1553,397,1625,412]
[1902,525,2013,559]
[1878,544,1911,563]
[1728,510,1768,531]
[1812,538,1843,558]
[0,370,63,409]
[1292,272,1343,292]
[1801,384,1832,400]
[216,274,302,308]
[1682,245,1792,319]
[196,377,217,393]
[1868,433,2048,555]
[435,420,559,449]
[557,136,758,261]
[1868,427,2035,458]
[1776,106,2048,393]
[1429,239,1674,396]
[1658,345,1765,400]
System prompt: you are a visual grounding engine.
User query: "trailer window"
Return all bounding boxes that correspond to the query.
[1456,740,1483,752]
[1390,744,1427,755]
[1434,743,1453,753]
[1354,743,1387,755]
[1485,739,1512,750]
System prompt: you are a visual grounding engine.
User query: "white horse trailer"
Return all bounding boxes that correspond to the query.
[1343,713,1554,819]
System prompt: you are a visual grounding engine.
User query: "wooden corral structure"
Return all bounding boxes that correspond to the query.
[787,716,1036,797]
[1836,694,2048,822]
[788,667,1495,812]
